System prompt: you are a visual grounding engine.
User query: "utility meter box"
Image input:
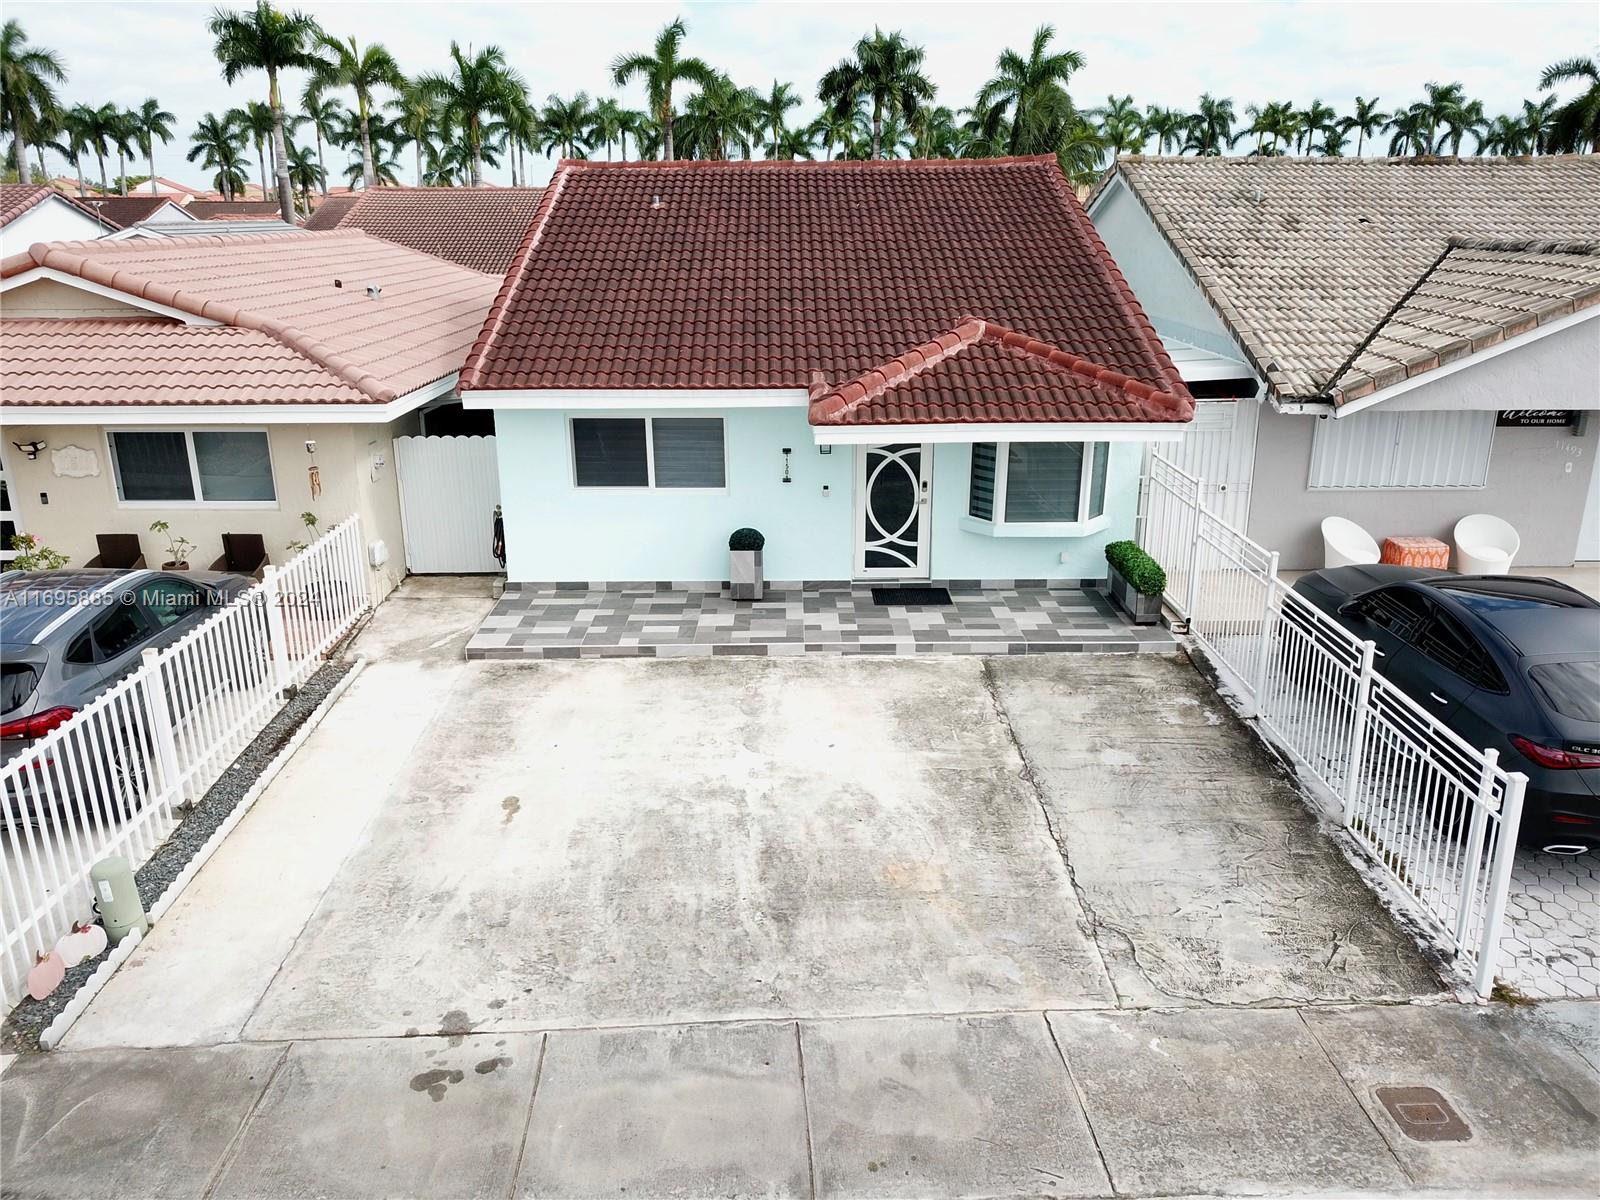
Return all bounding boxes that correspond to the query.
[368,539,388,568]
[90,856,148,944]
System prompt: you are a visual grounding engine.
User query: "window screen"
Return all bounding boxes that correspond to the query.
[572,419,648,487]
[193,431,275,501]
[109,431,194,501]
[1005,443,1082,522]
[651,418,725,488]
[968,443,998,520]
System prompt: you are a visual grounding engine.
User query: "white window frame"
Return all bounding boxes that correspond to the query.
[959,441,1112,538]
[105,426,279,509]
[567,415,728,492]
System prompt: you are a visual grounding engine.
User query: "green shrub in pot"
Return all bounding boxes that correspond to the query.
[1104,540,1165,623]
[729,528,765,600]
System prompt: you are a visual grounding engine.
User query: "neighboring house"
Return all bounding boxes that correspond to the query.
[1088,156,1600,568]
[131,176,205,200]
[113,219,300,241]
[0,229,500,598]
[0,185,115,254]
[302,186,546,275]
[81,195,197,233]
[458,157,1192,585]
[184,200,284,221]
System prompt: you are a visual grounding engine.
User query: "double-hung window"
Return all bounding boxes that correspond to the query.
[964,442,1111,536]
[571,417,726,489]
[107,430,276,505]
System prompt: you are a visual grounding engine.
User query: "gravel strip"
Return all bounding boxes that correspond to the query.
[2,660,353,1054]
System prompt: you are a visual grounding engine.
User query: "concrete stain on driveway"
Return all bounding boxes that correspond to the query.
[244,656,1117,1040]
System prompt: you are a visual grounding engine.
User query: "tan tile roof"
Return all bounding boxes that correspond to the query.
[301,186,545,274]
[1097,156,1600,402]
[0,229,500,407]
[1,319,370,405]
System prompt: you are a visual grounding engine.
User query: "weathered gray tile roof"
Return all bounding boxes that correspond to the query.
[1095,156,1600,403]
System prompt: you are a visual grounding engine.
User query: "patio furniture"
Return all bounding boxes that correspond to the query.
[1454,514,1521,575]
[85,533,147,569]
[209,533,269,580]
[1380,535,1450,570]
[1321,517,1380,568]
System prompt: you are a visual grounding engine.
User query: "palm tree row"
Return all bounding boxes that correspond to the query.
[4,11,1597,212]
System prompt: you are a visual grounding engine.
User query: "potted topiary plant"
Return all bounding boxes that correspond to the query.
[728,527,765,601]
[150,520,195,571]
[1104,540,1166,625]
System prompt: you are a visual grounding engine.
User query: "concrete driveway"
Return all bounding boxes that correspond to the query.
[19,581,1594,1198]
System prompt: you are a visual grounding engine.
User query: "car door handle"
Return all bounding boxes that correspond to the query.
[1429,691,1448,705]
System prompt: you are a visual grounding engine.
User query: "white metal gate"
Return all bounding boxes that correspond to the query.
[1162,398,1259,532]
[394,435,502,574]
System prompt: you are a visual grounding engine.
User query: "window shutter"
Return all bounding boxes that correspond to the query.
[651,418,726,488]
[1310,411,1494,489]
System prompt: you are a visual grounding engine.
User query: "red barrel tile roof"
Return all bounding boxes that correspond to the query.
[461,157,1188,422]
[302,186,546,274]
[809,318,1193,426]
[0,230,499,407]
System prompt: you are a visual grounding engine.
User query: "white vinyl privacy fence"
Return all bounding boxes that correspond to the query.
[0,515,369,1007]
[1140,455,1526,996]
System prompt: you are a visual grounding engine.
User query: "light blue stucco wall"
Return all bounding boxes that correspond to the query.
[494,406,1144,583]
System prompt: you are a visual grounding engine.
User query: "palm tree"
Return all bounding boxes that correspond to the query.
[588,96,628,161]
[1240,100,1295,154]
[208,0,322,222]
[1386,103,1433,156]
[1520,95,1559,154]
[1184,93,1235,155]
[1317,125,1350,157]
[611,16,716,162]
[540,92,595,159]
[81,102,126,193]
[678,74,761,160]
[1055,118,1107,186]
[818,27,934,161]
[129,97,176,191]
[1480,114,1532,156]
[1437,97,1488,155]
[1541,56,1600,152]
[754,80,800,158]
[1418,80,1467,150]
[772,124,817,160]
[1341,96,1387,157]
[813,102,857,159]
[54,102,96,195]
[387,80,437,186]
[1095,95,1144,159]
[910,104,958,157]
[109,107,140,193]
[229,101,277,197]
[285,140,321,209]
[958,98,1010,157]
[342,145,399,187]
[1297,100,1338,155]
[301,93,346,194]
[415,41,523,186]
[1143,106,1186,154]
[187,111,247,199]
[1,20,64,184]
[974,26,1084,158]
[306,33,404,190]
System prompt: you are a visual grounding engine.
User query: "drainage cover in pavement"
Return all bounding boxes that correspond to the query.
[1375,1086,1472,1142]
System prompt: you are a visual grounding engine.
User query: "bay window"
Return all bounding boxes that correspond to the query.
[107,429,276,505]
[964,441,1111,536]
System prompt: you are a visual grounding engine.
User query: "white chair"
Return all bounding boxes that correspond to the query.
[1454,514,1521,575]
[1321,516,1380,568]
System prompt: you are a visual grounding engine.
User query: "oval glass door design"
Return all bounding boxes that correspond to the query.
[856,443,931,578]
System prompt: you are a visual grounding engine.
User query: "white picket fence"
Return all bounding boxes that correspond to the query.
[0,515,369,1007]
[1140,455,1526,996]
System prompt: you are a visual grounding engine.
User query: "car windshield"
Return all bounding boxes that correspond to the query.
[1434,582,1590,613]
[1527,660,1600,724]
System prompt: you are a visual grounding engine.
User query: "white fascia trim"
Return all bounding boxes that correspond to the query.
[462,388,809,410]
[813,422,1188,445]
[1326,305,1600,418]
[1,373,459,427]
[0,266,221,325]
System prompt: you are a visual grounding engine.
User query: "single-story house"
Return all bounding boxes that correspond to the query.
[84,194,198,234]
[458,156,1193,585]
[183,200,284,222]
[0,229,499,594]
[0,185,115,255]
[1087,155,1600,568]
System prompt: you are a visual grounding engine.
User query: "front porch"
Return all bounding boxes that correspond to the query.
[464,581,1177,660]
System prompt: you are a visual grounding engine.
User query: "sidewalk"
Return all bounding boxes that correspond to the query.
[3,1001,1596,1198]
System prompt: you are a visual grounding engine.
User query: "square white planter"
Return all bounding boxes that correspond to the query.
[730,550,764,601]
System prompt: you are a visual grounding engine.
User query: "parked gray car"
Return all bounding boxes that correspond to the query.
[1,569,253,810]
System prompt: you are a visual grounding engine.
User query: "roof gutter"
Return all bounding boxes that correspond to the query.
[812,421,1188,445]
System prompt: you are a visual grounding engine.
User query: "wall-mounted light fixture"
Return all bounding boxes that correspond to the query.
[817,444,833,456]
[11,439,46,460]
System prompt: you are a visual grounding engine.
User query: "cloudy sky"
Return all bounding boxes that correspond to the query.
[10,0,1594,189]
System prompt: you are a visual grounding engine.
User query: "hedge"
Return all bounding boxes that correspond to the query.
[728,527,766,552]
[1105,540,1167,597]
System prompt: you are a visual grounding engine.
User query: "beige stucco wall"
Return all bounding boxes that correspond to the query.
[2,418,414,603]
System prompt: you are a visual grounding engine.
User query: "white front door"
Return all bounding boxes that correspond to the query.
[0,448,20,566]
[855,443,932,579]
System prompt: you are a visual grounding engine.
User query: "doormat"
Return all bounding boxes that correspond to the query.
[871,586,954,606]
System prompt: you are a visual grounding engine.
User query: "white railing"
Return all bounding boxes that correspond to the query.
[0,515,368,1007]
[1141,455,1525,996]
